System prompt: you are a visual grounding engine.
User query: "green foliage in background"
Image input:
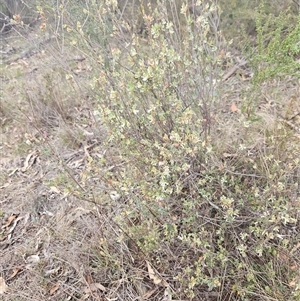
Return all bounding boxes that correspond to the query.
[251,3,300,83]
[219,0,299,38]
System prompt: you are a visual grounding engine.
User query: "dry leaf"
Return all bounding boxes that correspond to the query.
[91,283,106,292]
[143,288,158,299]
[162,288,172,301]
[26,254,40,264]
[8,266,24,280]
[3,215,24,243]
[231,103,238,112]
[8,168,18,176]
[41,210,54,217]
[109,191,121,201]
[49,282,60,295]
[21,152,33,172]
[21,151,38,172]
[291,242,300,254]
[0,277,8,294]
[0,182,10,189]
[86,274,93,285]
[23,213,30,225]
[84,283,106,294]
[3,214,18,228]
[26,254,40,263]
[146,261,162,285]
[50,186,61,194]
[45,267,61,276]
[290,265,297,271]
[289,279,296,288]
[223,153,238,158]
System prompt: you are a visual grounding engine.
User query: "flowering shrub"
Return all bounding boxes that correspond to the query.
[37,0,300,299]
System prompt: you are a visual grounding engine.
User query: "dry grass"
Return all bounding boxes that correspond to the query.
[1,24,111,301]
[1,2,300,301]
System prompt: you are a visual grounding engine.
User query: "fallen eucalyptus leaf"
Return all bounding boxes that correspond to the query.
[146,261,162,285]
[0,277,8,294]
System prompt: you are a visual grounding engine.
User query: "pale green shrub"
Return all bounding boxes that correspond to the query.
[37,1,300,300]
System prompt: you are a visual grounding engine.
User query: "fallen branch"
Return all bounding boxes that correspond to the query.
[222,60,248,81]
